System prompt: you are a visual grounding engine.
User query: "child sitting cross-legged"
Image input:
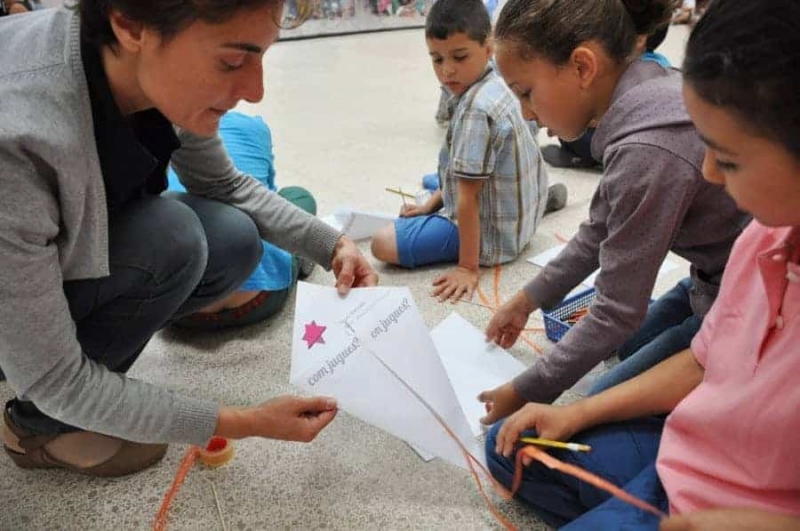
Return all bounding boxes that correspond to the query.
[371,0,566,303]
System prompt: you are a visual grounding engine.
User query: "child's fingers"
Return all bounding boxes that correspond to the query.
[499,327,519,349]
[505,332,521,349]
[449,284,468,303]
[485,316,502,342]
[465,285,475,302]
[477,389,494,403]
[500,418,524,457]
[431,282,447,297]
[438,284,457,302]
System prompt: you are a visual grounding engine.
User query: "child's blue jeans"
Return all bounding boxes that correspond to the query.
[485,417,668,529]
[590,278,702,394]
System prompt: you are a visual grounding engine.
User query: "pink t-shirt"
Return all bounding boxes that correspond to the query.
[657,221,800,516]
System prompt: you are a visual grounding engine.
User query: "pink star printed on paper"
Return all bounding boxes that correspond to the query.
[302,321,327,350]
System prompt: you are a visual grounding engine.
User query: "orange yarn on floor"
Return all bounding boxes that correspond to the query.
[153,438,235,530]
[476,265,545,354]
[153,446,200,531]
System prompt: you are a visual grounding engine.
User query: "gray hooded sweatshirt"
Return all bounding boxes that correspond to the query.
[513,60,750,403]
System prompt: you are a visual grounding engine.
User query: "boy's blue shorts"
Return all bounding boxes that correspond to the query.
[395,215,460,269]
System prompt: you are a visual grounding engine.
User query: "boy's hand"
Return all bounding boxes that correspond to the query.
[400,204,428,217]
[432,266,479,303]
[485,291,537,349]
[492,402,585,459]
[478,381,527,425]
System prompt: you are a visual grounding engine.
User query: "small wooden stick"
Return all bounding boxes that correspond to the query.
[210,481,228,531]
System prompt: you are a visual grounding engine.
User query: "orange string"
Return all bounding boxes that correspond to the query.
[477,266,544,355]
[363,345,517,530]
[493,265,502,309]
[517,333,544,355]
[512,446,667,519]
[153,446,200,531]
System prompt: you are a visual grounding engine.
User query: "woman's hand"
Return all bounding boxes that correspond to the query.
[492,401,587,460]
[331,236,379,294]
[216,395,338,442]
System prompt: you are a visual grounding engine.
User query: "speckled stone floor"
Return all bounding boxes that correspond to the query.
[0,22,691,531]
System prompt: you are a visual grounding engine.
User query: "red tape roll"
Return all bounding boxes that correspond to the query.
[198,437,235,468]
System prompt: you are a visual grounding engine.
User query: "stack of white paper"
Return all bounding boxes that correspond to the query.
[431,313,526,437]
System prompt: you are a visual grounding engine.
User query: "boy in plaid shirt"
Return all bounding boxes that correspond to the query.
[371,0,565,302]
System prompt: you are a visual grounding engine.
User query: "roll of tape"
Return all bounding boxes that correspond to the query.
[198,437,235,468]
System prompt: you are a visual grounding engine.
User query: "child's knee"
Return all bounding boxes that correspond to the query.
[484,421,515,482]
[370,226,399,264]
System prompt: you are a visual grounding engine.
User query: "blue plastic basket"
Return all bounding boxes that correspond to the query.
[542,287,597,343]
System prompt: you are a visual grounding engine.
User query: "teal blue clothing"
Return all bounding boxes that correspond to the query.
[168,112,293,292]
[642,51,671,69]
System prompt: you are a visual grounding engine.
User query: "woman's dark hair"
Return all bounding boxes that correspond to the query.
[683,0,800,159]
[494,0,679,65]
[78,0,309,48]
[425,0,491,45]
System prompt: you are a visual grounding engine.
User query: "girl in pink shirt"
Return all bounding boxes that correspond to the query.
[485,0,800,529]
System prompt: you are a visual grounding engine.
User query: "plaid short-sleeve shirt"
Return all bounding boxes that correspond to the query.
[439,66,548,266]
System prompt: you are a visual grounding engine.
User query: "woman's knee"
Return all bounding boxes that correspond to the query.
[111,197,209,290]
[170,193,263,287]
[212,207,263,284]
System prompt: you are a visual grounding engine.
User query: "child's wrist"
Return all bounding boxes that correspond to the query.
[513,290,538,314]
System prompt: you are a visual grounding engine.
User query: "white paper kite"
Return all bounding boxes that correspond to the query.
[290,282,481,469]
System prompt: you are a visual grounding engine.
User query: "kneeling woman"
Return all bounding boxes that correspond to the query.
[0,0,377,476]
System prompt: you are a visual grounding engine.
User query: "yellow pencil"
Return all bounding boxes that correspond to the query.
[519,437,592,453]
[385,187,416,199]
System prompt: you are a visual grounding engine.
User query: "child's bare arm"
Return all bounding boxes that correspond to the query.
[432,179,483,302]
[660,508,800,531]
[493,348,704,457]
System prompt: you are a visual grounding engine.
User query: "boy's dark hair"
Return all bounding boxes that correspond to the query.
[645,24,668,52]
[684,0,800,159]
[495,0,679,65]
[77,0,311,48]
[425,0,491,45]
